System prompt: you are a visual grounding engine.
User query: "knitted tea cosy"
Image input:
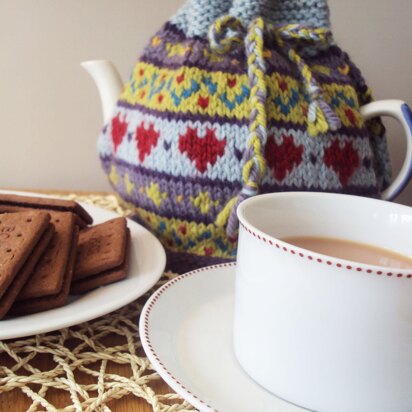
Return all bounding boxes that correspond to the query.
[98,0,391,272]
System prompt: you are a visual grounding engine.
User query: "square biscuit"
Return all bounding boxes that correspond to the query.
[73,217,128,280]
[0,224,54,319]
[16,211,76,300]
[0,193,93,227]
[10,226,79,316]
[0,204,87,229]
[0,211,51,300]
[71,229,130,294]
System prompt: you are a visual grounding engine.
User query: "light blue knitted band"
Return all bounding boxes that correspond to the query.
[171,0,232,38]
[171,0,330,38]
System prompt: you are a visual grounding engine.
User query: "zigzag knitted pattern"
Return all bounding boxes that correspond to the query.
[98,0,391,271]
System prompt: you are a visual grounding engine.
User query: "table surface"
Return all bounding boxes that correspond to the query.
[0,371,171,412]
[0,189,175,412]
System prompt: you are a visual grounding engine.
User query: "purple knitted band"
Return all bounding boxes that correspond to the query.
[141,23,354,85]
[101,156,381,226]
[165,250,235,273]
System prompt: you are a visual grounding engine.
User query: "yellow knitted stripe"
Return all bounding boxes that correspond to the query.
[133,206,237,258]
[120,62,364,129]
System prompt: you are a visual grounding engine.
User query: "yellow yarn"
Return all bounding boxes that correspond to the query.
[132,205,237,258]
[214,17,268,231]
[145,182,168,207]
[190,192,220,214]
[215,196,238,228]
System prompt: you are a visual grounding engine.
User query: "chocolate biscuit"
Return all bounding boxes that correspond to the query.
[17,211,76,300]
[0,193,93,227]
[10,226,79,316]
[0,204,87,229]
[73,217,128,280]
[71,229,130,294]
[0,211,51,300]
[0,225,54,319]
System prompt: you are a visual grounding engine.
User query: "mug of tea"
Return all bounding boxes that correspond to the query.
[235,192,412,412]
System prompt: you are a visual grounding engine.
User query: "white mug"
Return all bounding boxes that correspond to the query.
[235,192,412,412]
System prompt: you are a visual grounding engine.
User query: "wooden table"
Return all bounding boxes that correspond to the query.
[0,189,176,411]
[0,363,172,412]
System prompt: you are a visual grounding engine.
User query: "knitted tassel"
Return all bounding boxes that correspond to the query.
[212,17,268,239]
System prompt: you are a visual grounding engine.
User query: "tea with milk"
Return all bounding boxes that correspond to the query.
[282,236,412,269]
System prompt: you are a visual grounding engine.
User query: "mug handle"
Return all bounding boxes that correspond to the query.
[360,99,412,201]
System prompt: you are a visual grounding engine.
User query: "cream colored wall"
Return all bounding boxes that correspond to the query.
[1,0,412,205]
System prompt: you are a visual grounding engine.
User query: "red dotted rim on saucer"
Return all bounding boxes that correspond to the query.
[239,222,412,279]
[142,263,236,412]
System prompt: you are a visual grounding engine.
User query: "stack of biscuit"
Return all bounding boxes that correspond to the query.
[0,194,131,319]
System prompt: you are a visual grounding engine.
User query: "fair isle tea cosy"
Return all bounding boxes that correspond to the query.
[98,0,391,272]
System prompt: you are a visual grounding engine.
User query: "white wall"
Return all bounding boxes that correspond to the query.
[1,0,412,205]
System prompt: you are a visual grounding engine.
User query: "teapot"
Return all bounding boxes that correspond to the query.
[80,0,412,273]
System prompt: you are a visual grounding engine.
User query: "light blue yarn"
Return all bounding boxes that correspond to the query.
[171,0,330,38]
[171,0,232,37]
[229,0,330,28]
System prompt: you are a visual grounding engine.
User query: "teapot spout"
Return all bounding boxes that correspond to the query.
[81,60,123,124]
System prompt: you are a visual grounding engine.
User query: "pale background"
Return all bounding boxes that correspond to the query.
[1,0,411,205]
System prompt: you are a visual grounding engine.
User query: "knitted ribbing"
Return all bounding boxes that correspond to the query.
[229,0,330,27]
[272,0,330,27]
[172,0,330,38]
[171,0,232,37]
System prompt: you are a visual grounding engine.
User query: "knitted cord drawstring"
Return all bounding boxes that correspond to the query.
[272,24,341,135]
[209,16,340,239]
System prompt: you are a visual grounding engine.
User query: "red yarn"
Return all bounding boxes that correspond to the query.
[178,127,226,173]
[135,122,160,162]
[324,139,360,186]
[111,114,128,152]
[265,134,304,182]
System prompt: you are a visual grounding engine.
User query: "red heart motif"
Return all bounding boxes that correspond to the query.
[198,96,209,109]
[111,114,128,152]
[135,122,160,162]
[176,73,185,84]
[279,80,288,92]
[265,135,303,182]
[158,94,164,103]
[227,78,237,88]
[345,108,356,125]
[204,247,214,256]
[178,127,226,173]
[324,139,360,186]
[139,69,145,76]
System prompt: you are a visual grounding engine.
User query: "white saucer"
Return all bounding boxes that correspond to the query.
[0,190,166,340]
[140,263,307,412]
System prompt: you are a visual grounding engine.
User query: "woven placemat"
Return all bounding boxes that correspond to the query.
[0,193,196,412]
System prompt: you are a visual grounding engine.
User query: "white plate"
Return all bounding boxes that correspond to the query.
[0,190,166,340]
[140,263,307,412]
